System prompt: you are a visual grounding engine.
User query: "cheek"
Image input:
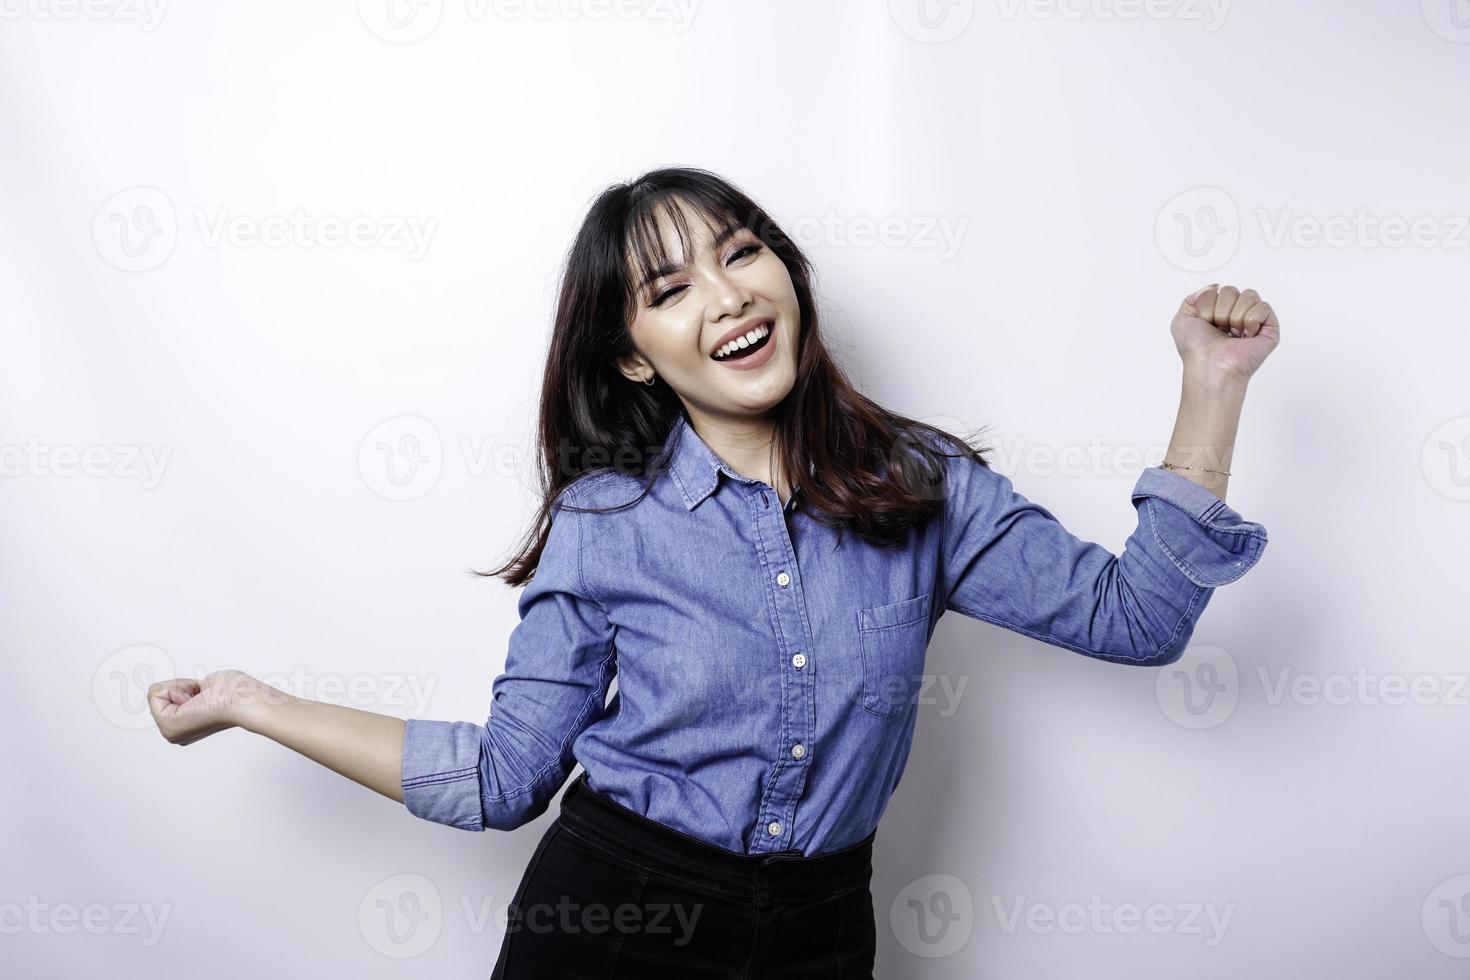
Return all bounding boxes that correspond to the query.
[757,258,798,304]
[637,313,704,364]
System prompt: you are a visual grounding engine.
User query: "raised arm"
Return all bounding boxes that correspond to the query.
[936,283,1279,667]
[1161,282,1281,502]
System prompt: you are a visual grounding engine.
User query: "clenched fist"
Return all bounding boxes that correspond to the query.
[148,669,267,746]
[1172,284,1281,384]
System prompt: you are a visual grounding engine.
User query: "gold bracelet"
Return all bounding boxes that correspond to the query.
[1161,460,1231,476]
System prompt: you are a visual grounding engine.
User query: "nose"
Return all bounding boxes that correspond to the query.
[706,264,752,320]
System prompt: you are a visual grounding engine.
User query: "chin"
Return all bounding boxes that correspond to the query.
[734,372,796,408]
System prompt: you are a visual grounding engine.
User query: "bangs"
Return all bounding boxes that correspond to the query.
[620,189,746,312]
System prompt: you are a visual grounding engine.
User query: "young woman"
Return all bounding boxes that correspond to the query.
[148,167,1277,978]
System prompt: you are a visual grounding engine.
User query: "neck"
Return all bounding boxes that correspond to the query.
[685,409,790,502]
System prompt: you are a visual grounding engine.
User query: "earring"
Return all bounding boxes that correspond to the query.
[642,374,657,386]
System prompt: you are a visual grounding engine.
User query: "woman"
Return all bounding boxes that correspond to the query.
[148,167,1277,978]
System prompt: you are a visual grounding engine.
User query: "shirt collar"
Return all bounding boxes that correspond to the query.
[664,413,804,512]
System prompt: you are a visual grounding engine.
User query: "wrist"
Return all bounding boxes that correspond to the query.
[1181,363,1249,402]
[1162,463,1229,500]
[234,680,298,736]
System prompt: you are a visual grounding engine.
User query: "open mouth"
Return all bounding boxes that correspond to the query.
[710,321,773,362]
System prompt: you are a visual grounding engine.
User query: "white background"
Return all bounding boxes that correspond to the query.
[4,0,1469,976]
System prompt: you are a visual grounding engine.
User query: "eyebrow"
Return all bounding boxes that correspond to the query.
[638,223,746,291]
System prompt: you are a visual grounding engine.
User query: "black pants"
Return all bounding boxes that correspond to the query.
[490,772,878,979]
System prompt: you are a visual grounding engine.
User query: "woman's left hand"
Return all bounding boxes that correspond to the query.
[1171,283,1281,385]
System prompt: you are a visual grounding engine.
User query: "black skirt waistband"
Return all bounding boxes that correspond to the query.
[557,772,875,904]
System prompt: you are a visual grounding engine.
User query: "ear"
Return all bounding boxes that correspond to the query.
[612,352,652,384]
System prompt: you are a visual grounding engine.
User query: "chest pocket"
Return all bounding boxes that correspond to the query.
[857,592,932,718]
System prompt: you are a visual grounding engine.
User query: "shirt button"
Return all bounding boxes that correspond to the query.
[791,743,806,759]
[767,821,783,837]
[791,652,806,669]
[776,571,790,587]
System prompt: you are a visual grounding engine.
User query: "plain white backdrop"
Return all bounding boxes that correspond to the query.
[4,1,1469,976]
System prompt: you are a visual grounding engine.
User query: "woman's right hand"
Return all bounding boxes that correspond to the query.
[1171,283,1281,385]
[148,669,269,746]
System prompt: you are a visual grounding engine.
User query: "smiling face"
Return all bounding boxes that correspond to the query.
[614,195,801,425]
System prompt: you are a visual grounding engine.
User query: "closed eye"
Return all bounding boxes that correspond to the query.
[650,242,763,307]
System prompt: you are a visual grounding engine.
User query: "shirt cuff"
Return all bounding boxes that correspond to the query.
[400,717,485,832]
[1130,465,1269,588]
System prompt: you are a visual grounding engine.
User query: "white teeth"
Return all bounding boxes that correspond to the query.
[712,323,771,360]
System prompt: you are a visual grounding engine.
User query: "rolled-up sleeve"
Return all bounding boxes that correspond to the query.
[400,483,618,831]
[938,455,1267,666]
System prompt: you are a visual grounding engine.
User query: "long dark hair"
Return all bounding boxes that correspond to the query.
[477,166,994,587]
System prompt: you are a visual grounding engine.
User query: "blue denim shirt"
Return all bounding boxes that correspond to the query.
[400,413,1267,855]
